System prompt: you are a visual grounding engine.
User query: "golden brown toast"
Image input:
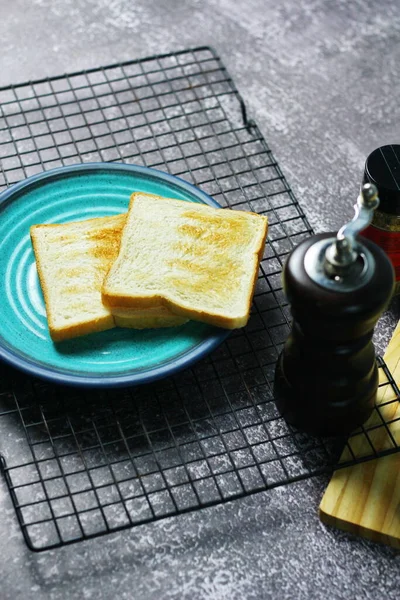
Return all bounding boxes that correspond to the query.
[102,193,268,329]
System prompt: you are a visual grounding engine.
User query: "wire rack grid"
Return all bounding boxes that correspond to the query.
[0,46,399,551]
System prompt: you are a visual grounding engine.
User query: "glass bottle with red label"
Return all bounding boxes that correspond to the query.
[362,145,400,292]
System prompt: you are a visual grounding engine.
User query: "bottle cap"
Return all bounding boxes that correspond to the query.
[364,145,400,215]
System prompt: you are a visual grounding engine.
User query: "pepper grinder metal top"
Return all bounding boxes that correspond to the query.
[274,183,394,437]
[304,183,379,292]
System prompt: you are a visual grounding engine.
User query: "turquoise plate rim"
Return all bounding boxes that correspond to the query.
[0,162,230,388]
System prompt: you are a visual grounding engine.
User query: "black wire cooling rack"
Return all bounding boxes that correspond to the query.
[0,46,399,551]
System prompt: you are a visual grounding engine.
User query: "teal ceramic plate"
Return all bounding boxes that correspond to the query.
[0,163,229,387]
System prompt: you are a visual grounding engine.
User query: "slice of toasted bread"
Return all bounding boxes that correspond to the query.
[31,214,186,342]
[31,215,125,342]
[102,193,268,329]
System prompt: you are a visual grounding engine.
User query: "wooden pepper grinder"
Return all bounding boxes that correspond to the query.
[274,183,394,436]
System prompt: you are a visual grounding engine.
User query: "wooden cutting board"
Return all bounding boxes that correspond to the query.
[319,321,400,547]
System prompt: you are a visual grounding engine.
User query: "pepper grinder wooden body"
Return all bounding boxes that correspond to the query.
[274,228,394,437]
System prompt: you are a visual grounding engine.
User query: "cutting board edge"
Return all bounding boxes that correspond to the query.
[319,502,400,549]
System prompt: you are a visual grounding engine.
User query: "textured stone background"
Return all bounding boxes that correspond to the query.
[0,0,400,598]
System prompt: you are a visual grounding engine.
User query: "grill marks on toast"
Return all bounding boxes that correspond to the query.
[170,210,253,297]
[31,215,126,341]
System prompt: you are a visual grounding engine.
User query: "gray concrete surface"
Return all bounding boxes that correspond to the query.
[1,0,400,598]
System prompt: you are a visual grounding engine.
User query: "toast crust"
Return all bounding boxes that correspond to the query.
[49,315,116,342]
[114,314,187,329]
[112,305,188,328]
